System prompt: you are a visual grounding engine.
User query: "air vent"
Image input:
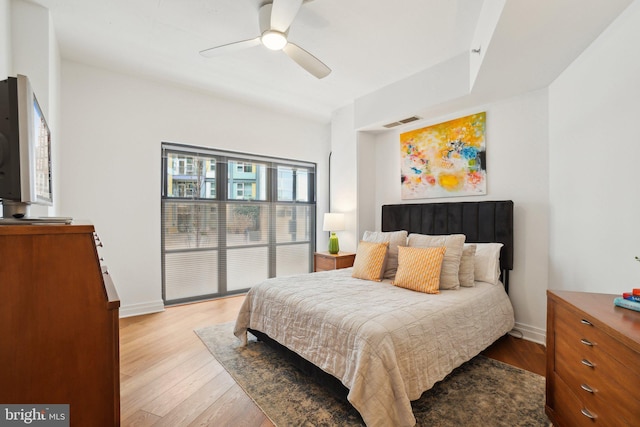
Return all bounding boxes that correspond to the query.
[383,122,402,128]
[399,116,420,124]
[382,115,422,129]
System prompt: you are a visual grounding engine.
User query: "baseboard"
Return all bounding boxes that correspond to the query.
[509,322,546,346]
[119,300,165,318]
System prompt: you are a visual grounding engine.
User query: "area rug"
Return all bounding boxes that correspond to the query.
[195,322,549,426]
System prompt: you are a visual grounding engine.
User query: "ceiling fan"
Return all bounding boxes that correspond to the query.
[199,0,331,79]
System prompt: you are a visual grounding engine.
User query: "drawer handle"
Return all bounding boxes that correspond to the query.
[580,383,594,393]
[581,408,596,419]
[580,338,594,346]
[581,359,595,368]
[580,319,593,326]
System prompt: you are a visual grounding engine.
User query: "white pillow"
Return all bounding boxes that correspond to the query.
[362,230,408,279]
[473,243,503,285]
[408,233,466,290]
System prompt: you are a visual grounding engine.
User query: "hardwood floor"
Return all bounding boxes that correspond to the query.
[120,295,546,426]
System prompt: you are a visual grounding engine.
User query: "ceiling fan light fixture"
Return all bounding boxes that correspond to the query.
[261,30,287,50]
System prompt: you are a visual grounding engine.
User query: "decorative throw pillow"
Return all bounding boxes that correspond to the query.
[474,243,503,285]
[393,246,446,294]
[362,230,408,279]
[407,233,466,290]
[459,244,477,287]
[351,241,389,282]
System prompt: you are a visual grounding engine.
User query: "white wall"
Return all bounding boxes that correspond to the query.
[366,91,550,343]
[549,0,640,294]
[354,53,470,130]
[329,104,358,252]
[59,60,330,316]
[356,131,377,237]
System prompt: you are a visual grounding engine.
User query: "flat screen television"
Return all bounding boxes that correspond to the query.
[0,74,53,219]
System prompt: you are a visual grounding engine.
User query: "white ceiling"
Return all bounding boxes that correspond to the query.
[30,0,634,122]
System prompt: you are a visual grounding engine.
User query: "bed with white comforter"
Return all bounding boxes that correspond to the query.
[234,267,515,427]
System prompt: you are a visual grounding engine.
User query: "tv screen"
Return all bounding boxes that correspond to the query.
[32,91,52,205]
[0,74,53,218]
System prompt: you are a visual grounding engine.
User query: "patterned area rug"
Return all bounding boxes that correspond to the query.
[195,322,549,426]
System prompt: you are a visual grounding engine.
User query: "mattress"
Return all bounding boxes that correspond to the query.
[234,268,515,427]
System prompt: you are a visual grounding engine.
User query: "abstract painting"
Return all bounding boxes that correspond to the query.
[400,112,486,199]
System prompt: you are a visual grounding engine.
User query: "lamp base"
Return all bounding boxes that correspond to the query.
[328,232,340,254]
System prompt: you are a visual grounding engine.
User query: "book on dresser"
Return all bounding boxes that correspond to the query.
[623,293,640,303]
[546,290,640,427]
[614,296,640,312]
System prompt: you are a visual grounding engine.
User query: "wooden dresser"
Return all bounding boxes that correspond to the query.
[0,224,120,426]
[546,290,640,426]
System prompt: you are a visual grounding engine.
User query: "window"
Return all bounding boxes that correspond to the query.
[235,182,245,198]
[228,160,266,201]
[277,166,310,202]
[166,152,216,199]
[235,162,252,173]
[161,143,316,305]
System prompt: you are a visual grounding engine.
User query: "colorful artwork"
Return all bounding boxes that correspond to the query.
[400,112,486,199]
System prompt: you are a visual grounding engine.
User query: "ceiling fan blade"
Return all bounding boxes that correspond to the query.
[283,42,331,79]
[270,0,304,32]
[199,37,261,58]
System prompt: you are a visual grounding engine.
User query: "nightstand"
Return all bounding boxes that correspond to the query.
[314,251,356,272]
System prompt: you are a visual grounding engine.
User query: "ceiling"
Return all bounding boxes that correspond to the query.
[30,0,634,123]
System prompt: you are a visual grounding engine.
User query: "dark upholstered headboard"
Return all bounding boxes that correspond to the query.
[381,200,514,292]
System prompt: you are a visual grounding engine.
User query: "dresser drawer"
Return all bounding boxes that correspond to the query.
[556,303,640,377]
[315,256,336,271]
[554,305,640,424]
[552,373,610,427]
[314,252,355,272]
[555,335,640,425]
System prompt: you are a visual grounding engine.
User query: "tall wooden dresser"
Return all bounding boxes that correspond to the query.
[0,224,120,426]
[546,290,640,426]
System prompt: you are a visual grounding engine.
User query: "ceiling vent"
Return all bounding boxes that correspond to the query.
[382,115,421,129]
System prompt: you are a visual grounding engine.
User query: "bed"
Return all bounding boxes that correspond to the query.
[234,200,515,427]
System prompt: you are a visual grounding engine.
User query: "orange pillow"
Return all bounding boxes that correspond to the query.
[393,246,446,294]
[351,241,389,281]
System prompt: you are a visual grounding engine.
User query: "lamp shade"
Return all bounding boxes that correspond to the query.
[322,213,345,232]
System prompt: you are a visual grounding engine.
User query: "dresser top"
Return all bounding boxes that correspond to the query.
[0,223,95,236]
[548,289,640,352]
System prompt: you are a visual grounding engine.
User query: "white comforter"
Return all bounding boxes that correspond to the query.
[234,268,515,427]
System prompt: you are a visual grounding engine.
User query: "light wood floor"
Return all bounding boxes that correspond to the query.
[119,295,546,426]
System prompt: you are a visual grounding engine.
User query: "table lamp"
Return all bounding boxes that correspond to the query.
[322,213,345,254]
